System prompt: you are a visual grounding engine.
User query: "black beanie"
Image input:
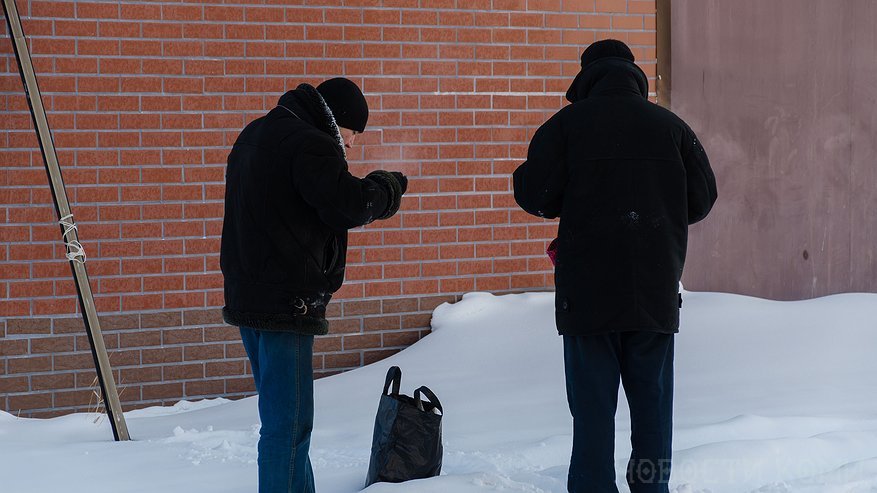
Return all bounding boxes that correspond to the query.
[580,39,635,69]
[316,77,369,133]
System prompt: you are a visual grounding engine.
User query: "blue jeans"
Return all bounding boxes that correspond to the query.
[240,327,316,493]
[564,332,674,493]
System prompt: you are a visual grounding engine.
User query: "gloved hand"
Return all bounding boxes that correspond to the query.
[366,170,407,220]
[390,171,408,195]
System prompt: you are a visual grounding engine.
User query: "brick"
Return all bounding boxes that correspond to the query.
[477,276,512,291]
[162,5,203,21]
[421,262,454,277]
[7,318,52,335]
[225,377,256,394]
[419,295,458,312]
[383,330,422,347]
[381,298,419,314]
[384,263,421,279]
[55,20,98,36]
[440,277,475,292]
[99,21,140,37]
[142,382,183,400]
[119,366,162,384]
[76,2,120,19]
[51,317,86,334]
[52,352,94,371]
[363,315,401,332]
[141,346,181,365]
[364,349,401,365]
[119,3,161,20]
[511,273,548,289]
[249,6,285,23]
[597,0,628,13]
[203,326,238,344]
[402,313,433,329]
[205,361,245,378]
[30,336,76,354]
[8,393,53,412]
[0,376,29,393]
[183,344,224,361]
[119,330,162,348]
[140,312,182,329]
[227,24,265,40]
[629,1,656,14]
[343,334,382,351]
[325,315,361,333]
[342,300,382,316]
[613,14,645,29]
[183,22,221,39]
[325,352,361,369]
[0,338,28,360]
[225,342,248,359]
[163,328,204,345]
[31,373,75,391]
[165,290,207,308]
[163,363,204,381]
[185,379,225,397]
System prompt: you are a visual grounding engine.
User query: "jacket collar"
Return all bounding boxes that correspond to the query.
[565,58,649,103]
[276,84,346,158]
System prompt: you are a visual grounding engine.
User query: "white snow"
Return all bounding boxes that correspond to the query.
[2,290,876,492]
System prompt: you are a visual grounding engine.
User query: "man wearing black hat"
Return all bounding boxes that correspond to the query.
[514,40,717,492]
[221,78,407,493]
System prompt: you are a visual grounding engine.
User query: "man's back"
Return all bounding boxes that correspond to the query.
[514,58,717,336]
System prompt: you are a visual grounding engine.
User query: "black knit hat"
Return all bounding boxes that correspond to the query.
[316,77,369,133]
[580,39,635,69]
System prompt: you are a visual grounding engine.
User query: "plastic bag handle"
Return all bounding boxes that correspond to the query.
[383,366,402,396]
[414,386,443,414]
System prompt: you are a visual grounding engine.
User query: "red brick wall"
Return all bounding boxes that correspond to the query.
[0,0,656,417]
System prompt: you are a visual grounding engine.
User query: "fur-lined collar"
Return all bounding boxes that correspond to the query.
[277,84,346,159]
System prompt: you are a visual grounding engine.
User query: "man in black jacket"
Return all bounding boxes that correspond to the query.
[513,40,717,493]
[221,78,406,493]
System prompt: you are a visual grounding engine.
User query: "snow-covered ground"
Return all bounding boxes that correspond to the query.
[2,290,877,493]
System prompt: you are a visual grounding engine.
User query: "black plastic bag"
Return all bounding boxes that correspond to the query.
[364,366,443,487]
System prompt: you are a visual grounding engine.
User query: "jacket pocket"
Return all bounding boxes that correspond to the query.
[323,234,341,275]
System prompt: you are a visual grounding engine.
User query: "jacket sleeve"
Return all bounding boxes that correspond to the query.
[680,123,718,224]
[513,114,568,219]
[291,138,391,231]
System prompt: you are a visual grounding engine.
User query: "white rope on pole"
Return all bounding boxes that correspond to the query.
[59,213,86,263]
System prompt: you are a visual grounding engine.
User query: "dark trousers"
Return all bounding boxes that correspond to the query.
[563,331,674,493]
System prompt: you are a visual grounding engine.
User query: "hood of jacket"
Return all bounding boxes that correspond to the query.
[565,57,649,103]
[277,83,346,158]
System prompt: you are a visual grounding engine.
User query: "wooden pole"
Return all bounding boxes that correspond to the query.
[2,0,130,441]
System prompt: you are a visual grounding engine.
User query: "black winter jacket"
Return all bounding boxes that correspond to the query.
[514,58,718,336]
[221,84,395,335]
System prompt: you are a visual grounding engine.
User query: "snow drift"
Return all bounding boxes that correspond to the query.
[1,290,876,493]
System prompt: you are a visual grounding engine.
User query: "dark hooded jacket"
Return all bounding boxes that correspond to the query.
[221,84,396,335]
[513,58,718,336]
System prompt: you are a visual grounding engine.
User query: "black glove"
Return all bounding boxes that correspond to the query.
[366,170,406,220]
[390,171,408,195]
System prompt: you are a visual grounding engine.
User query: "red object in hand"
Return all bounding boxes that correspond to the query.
[546,238,558,266]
